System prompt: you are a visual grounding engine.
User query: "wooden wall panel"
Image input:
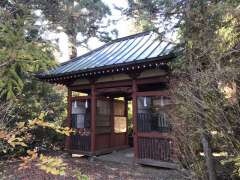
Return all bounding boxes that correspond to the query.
[97,73,131,83]
[112,133,127,147]
[138,69,167,78]
[96,134,111,150]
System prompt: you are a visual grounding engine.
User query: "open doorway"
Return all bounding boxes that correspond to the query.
[127,100,133,147]
[95,97,135,165]
[112,97,134,149]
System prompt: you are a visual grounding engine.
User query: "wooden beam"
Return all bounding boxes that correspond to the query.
[137,132,173,139]
[136,90,170,97]
[69,75,169,91]
[96,80,132,89]
[65,89,72,150]
[136,76,169,85]
[71,96,91,100]
[96,87,132,95]
[91,84,96,153]
[69,80,132,91]
[69,85,91,91]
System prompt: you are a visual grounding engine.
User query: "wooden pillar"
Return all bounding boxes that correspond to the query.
[65,89,72,150]
[132,79,139,159]
[91,84,96,153]
[124,98,128,146]
[171,139,178,161]
[110,98,114,147]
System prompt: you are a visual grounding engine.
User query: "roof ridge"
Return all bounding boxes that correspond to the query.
[109,30,151,43]
[58,31,152,67]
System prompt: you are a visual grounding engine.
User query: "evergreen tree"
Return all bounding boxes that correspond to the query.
[0,3,66,124]
[126,0,240,179]
[15,0,112,58]
[0,6,55,100]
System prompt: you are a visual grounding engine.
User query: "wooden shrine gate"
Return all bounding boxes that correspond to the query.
[63,76,178,168]
[36,31,179,168]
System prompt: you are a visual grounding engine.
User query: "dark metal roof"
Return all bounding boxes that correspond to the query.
[37,31,177,80]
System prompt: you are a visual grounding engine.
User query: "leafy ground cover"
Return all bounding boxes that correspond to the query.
[0,151,186,180]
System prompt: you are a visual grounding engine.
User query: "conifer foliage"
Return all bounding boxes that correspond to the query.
[126,0,240,179]
[0,4,55,100]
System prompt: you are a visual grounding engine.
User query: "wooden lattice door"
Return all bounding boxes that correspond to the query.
[134,94,175,166]
[70,98,91,151]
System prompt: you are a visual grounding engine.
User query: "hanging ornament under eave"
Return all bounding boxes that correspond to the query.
[74,100,77,108]
[85,100,88,108]
[160,96,164,107]
[144,96,147,107]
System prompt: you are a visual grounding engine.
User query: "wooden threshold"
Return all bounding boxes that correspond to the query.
[137,132,173,139]
[136,158,179,169]
[94,145,129,156]
[68,149,93,156]
[68,145,129,156]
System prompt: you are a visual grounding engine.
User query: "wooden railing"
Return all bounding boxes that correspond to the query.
[137,113,152,132]
[137,113,172,133]
[138,137,172,161]
[71,135,91,151]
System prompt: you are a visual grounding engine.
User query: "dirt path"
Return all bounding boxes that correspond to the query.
[0,153,187,180]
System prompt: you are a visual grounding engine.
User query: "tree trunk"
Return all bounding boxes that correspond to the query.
[201,132,217,180]
[68,34,77,59]
[66,0,77,59]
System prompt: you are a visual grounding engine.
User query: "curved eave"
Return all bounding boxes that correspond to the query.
[36,54,176,85]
